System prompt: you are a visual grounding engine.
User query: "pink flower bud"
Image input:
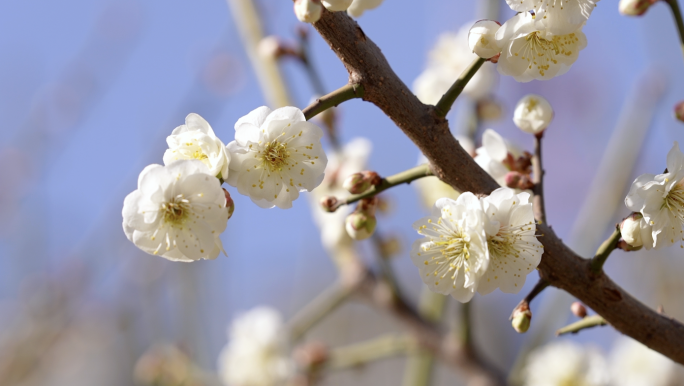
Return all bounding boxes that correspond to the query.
[320,196,338,212]
[675,101,684,123]
[571,302,587,318]
[619,0,658,16]
[223,189,235,220]
[342,172,371,194]
[505,171,535,190]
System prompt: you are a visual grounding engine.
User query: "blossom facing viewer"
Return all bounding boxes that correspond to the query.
[122,160,228,262]
[227,106,328,209]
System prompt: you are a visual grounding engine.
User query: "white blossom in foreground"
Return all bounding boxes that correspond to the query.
[474,129,520,187]
[410,193,489,303]
[513,94,554,134]
[413,24,498,104]
[294,0,322,23]
[227,106,327,209]
[495,12,587,82]
[477,188,542,295]
[609,336,677,386]
[523,340,609,386]
[218,307,292,386]
[468,20,502,59]
[505,0,600,35]
[321,0,352,11]
[347,0,384,17]
[163,113,230,179]
[122,160,228,262]
[625,142,684,249]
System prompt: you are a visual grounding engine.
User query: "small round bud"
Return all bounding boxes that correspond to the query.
[258,36,282,59]
[513,94,554,134]
[320,196,338,212]
[321,0,353,12]
[511,308,532,334]
[468,20,502,59]
[345,211,377,240]
[294,0,322,23]
[343,172,371,194]
[223,189,235,220]
[619,0,657,16]
[571,302,587,318]
[620,213,644,248]
[675,101,684,123]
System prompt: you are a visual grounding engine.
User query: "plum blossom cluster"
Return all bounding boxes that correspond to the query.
[409,187,543,302]
[294,0,384,23]
[122,108,328,261]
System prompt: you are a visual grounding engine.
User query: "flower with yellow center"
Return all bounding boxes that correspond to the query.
[513,94,554,134]
[410,193,489,303]
[477,187,543,295]
[505,0,600,35]
[626,142,684,249]
[495,12,587,82]
[227,106,328,209]
[122,160,229,262]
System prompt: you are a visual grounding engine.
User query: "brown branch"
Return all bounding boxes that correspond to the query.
[532,132,546,224]
[310,8,684,365]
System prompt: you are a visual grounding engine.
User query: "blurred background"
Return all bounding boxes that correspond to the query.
[0,0,683,385]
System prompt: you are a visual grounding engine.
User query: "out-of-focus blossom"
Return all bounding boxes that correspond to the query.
[495,12,587,82]
[321,0,353,11]
[477,188,543,295]
[347,0,384,17]
[523,340,609,386]
[413,24,498,104]
[625,142,684,249]
[122,160,228,262]
[505,0,600,35]
[345,198,378,240]
[163,113,230,179]
[619,0,657,16]
[410,194,489,303]
[227,106,327,209]
[135,344,210,386]
[468,20,502,59]
[294,0,322,23]
[513,94,554,134]
[609,336,677,386]
[675,101,684,123]
[218,307,292,386]
[474,129,522,187]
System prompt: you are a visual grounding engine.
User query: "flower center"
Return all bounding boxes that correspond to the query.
[487,222,538,260]
[515,31,578,77]
[192,149,208,160]
[665,181,684,223]
[261,140,290,172]
[161,194,192,226]
[418,219,473,288]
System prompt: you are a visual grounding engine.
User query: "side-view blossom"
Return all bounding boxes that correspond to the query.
[609,336,677,386]
[523,340,609,386]
[619,0,657,16]
[625,142,684,249]
[477,188,543,295]
[513,94,554,134]
[122,160,228,262]
[410,193,489,303]
[294,0,322,23]
[321,0,352,11]
[474,129,522,187]
[218,307,293,386]
[505,0,600,35]
[495,12,588,82]
[468,20,502,59]
[347,0,384,17]
[163,113,230,180]
[227,106,328,209]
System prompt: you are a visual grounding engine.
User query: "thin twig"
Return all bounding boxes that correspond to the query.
[288,281,356,342]
[510,279,549,320]
[665,0,684,63]
[326,335,416,370]
[556,315,608,336]
[302,84,364,120]
[589,226,622,274]
[434,57,486,118]
[532,132,547,224]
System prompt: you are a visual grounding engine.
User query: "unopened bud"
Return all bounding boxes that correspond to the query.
[342,171,381,194]
[675,101,684,123]
[223,189,235,220]
[620,212,643,248]
[345,211,377,240]
[513,94,554,134]
[619,0,657,16]
[294,0,322,23]
[511,308,532,334]
[571,302,587,318]
[320,196,338,212]
[468,20,502,59]
[505,171,534,190]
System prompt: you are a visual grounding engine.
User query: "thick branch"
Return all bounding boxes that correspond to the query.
[311,9,684,364]
[532,132,546,224]
[302,83,364,120]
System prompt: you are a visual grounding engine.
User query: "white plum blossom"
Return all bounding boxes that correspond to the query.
[413,24,498,104]
[122,160,228,262]
[505,0,600,35]
[294,0,322,23]
[468,20,502,59]
[321,0,353,11]
[619,0,655,16]
[609,337,677,386]
[523,340,609,386]
[218,307,292,386]
[513,94,554,134]
[163,113,230,179]
[227,106,327,209]
[474,129,520,187]
[495,12,587,82]
[620,212,645,248]
[625,142,684,249]
[347,0,384,17]
[410,193,489,303]
[477,188,543,295]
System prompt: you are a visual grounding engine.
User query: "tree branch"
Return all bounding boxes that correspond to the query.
[302,83,364,120]
[556,315,608,336]
[434,57,486,118]
[288,281,356,342]
[310,8,684,365]
[532,132,546,224]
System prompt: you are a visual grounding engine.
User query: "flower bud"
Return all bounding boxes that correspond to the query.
[619,0,657,16]
[620,213,643,248]
[511,308,532,334]
[675,101,684,123]
[321,0,353,12]
[223,189,235,220]
[504,171,535,190]
[294,0,322,23]
[342,171,381,194]
[345,211,377,240]
[571,302,587,318]
[320,196,338,212]
[513,94,554,134]
[468,20,502,59]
